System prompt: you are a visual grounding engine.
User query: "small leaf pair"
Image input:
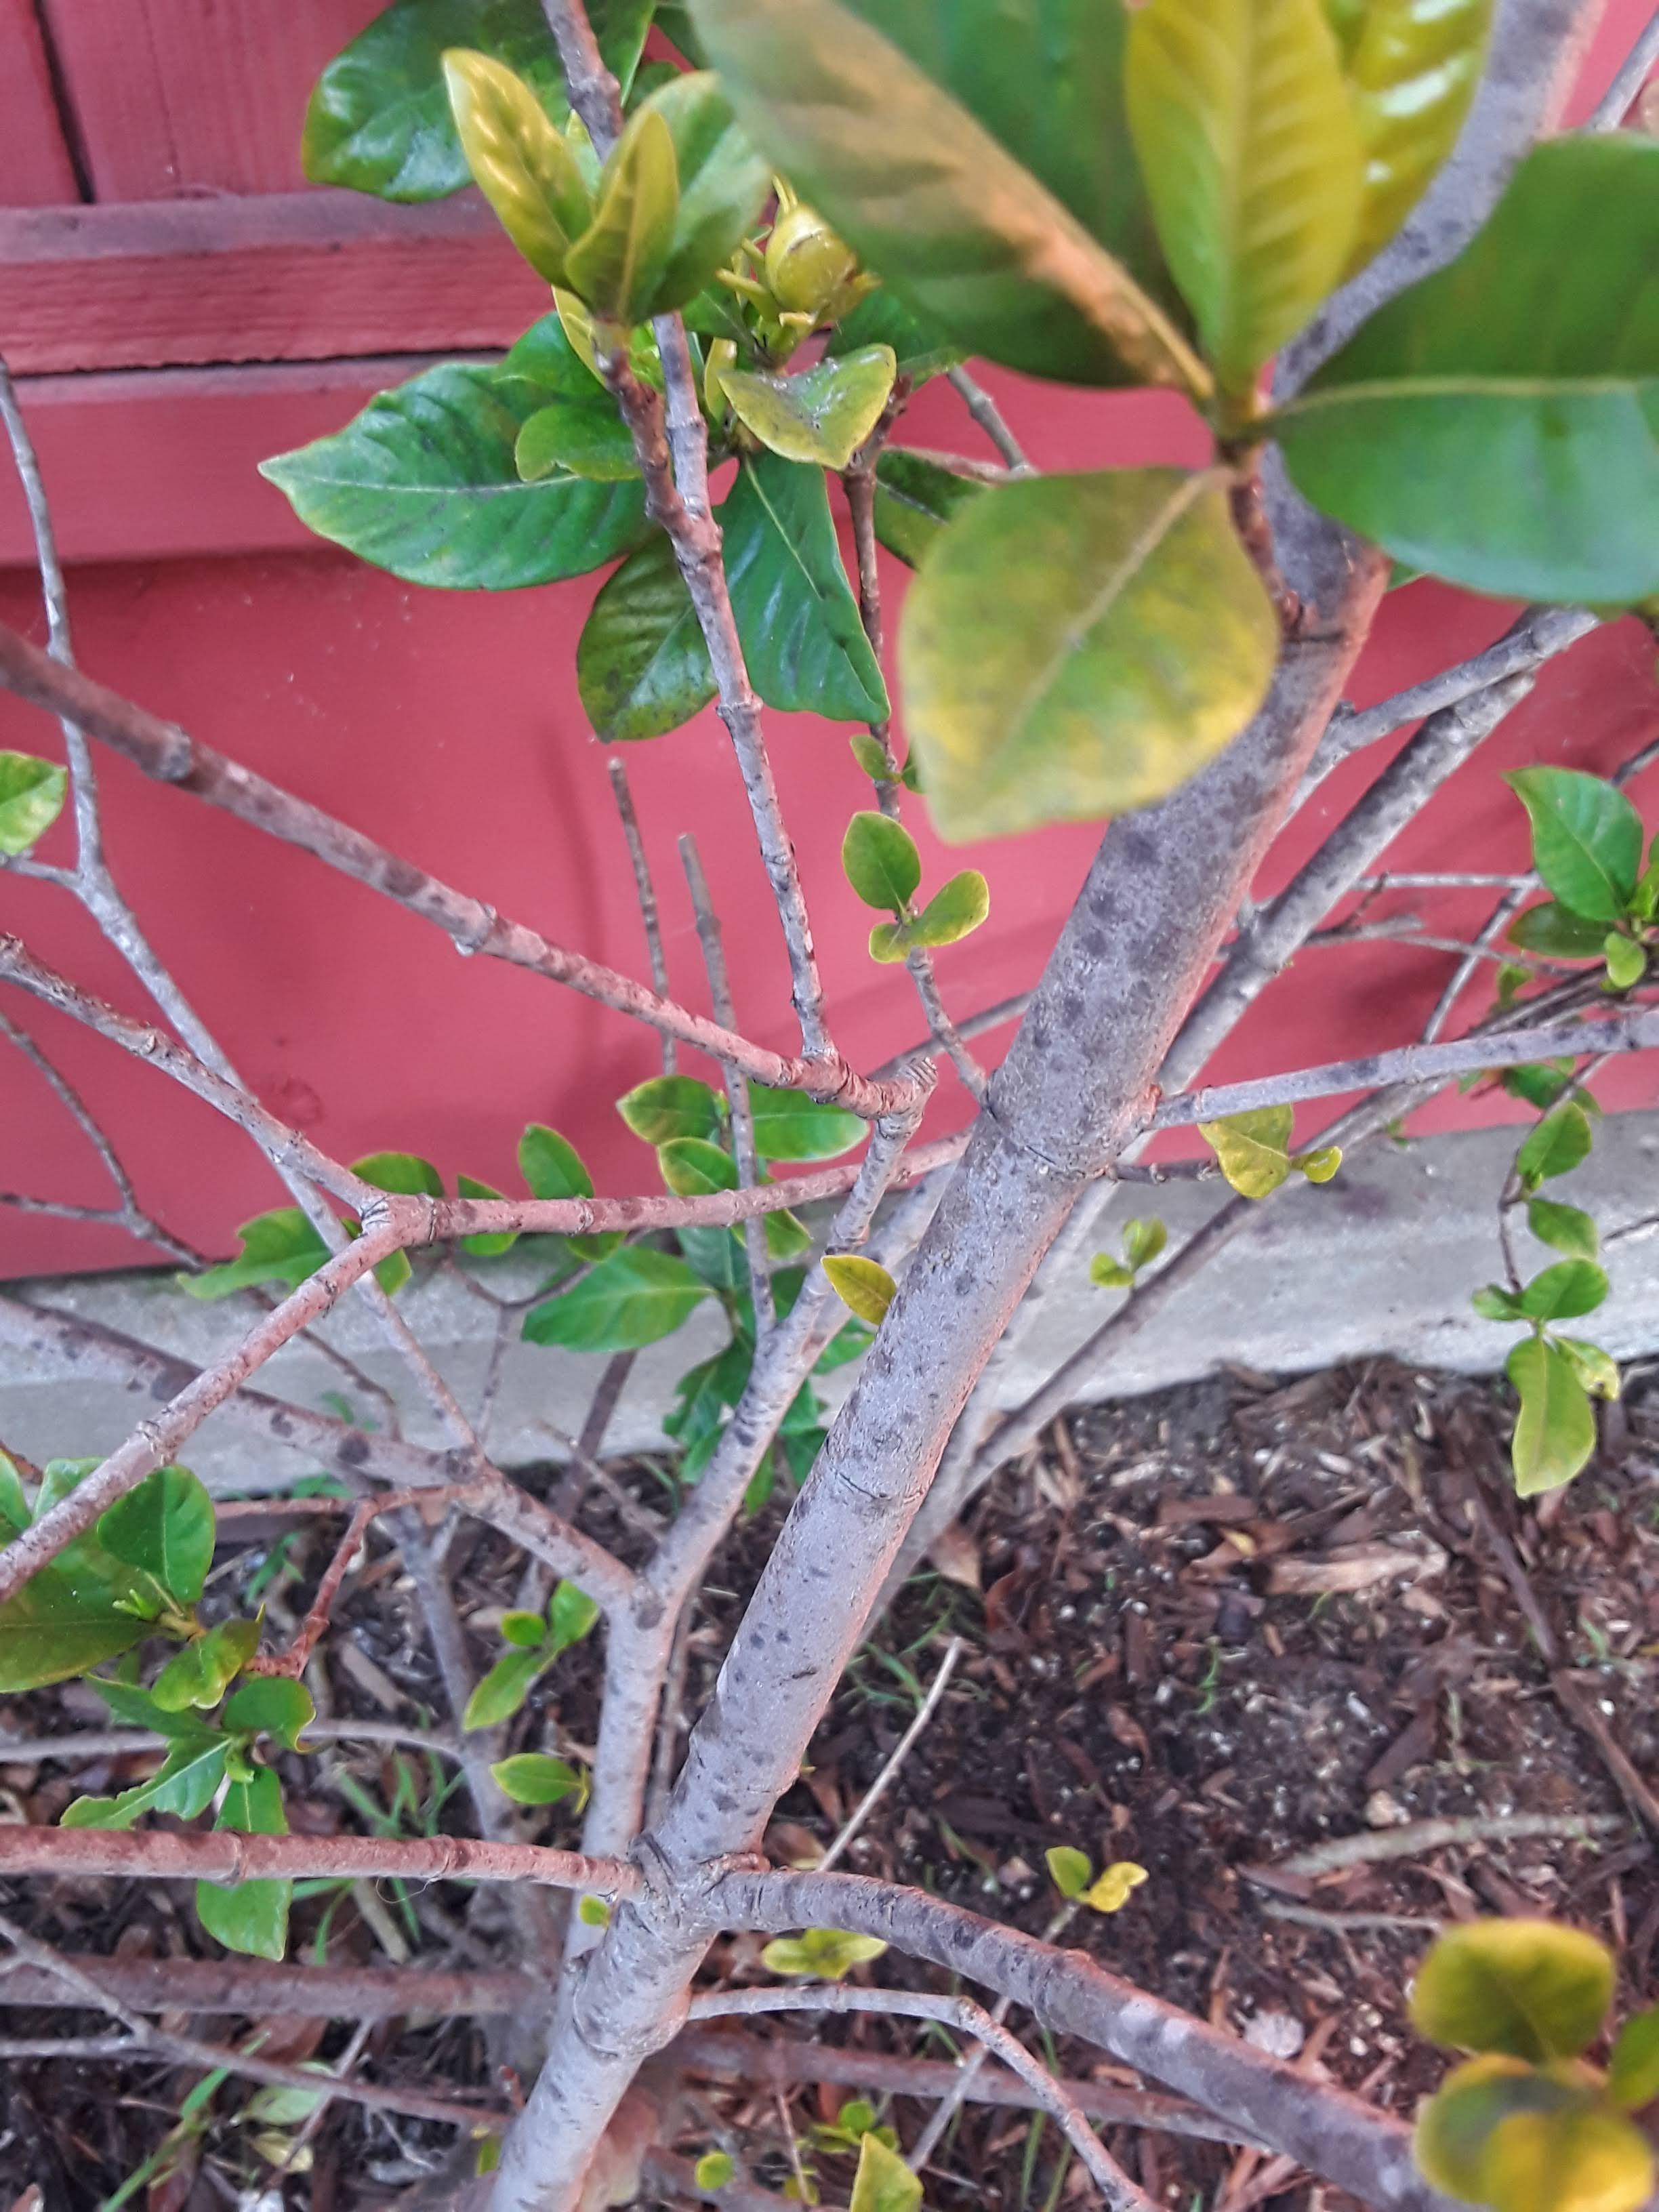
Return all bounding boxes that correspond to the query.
[1197,1108,1341,1201]
[1506,771,1654,994]
[1045,1845,1150,1915]
[463,1579,599,1729]
[760,1927,888,1980]
[840,812,989,964]
[1090,1217,1168,1292]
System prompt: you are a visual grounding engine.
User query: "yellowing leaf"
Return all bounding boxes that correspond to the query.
[1083,1861,1149,1913]
[1198,1106,1295,1200]
[822,1254,897,1326]
[721,346,897,470]
[901,469,1276,842]
[1481,2105,1654,2212]
[1126,0,1361,394]
[761,1927,888,1979]
[849,2133,922,2212]
[442,49,591,284]
[1411,1921,1614,2062]
[1415,2054,1581,2200]
[1343,0,1492,274]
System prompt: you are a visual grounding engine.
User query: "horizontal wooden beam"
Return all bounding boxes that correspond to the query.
[0,188,551,373]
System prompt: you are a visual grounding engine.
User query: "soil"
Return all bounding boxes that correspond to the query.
[4,1353,1658,2211]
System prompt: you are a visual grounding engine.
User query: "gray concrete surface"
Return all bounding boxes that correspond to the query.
[3,1110,1656,1489]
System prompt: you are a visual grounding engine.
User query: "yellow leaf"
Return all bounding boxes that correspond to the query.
[1082,1861,1149,1914]
[822,1254,897,1326]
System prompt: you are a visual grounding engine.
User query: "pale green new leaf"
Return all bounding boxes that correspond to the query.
[849,2133,923,2212]
[761,1927,889,1978]
[1610,2007,1659,2110]
[1526,1198,1597,1261]
[261,365,648,589]
[0,751,67,855]
[721,346,897,470]
[1126,0,1361,393]
[685,0,1208,392]
[464,1645,547,1728]
[1507,1335,1597,1496]
[642,71,771,312]
[1199,1106,1294,1199]
[1046,1843,1092,1898]
[185,1208,331,1300]
[1555,1336,1620,1403]
[900,469,1277,841]
[578,534,716,741]
[564,106,680,324]
[1342,0,1491,273]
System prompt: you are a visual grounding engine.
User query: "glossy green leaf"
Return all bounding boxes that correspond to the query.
[515,398,640,483]
[457,1172,518,1258]
[1126,0,1361,393]
[747,1086,864,1162]
[262,364,648,590]
[821,1254,896,1325]
[578,533,716,741]
[1412,1919,1614,2060]
[224,1677,315,1752]
[848,2133,923,2212]
[908,870,990,949]
[657,1139,805,1264]
[842,812,921,912]
[520,1122,619,1260]
[98,1465,214,1607]
[1508,902,1610,959]
[1508,769,1643,924]
[686,0,1206,392]
[760,1927,889,1979]
[1555,1336,1621,1404]
[1517,1261,1608,1323]
[872,449,990,569]
[1273,139,1659,605]
[500,1608,548,1648]
[152,1616,260,1713]
[830,289,962,384]
[0,1549,148,1692]
[1481,2103,1654,2212]
[1415,2055,1584,2201]
[722,346,897,471]
[1199,1106,1295,1200]
[617,1075,724,1145]
[491,1753,590,1806]
[722,451,890,722]
[565,106,680,323]
[1610,2007,1659,2110]
[547,1580,600,1653]
[1342,0,1491,274]
[523,1246,710,1351]
[184,1208,331,1300]
[1527,1200,1599,1262]
[901,468,1276,841]
[198,1765,289,1962]
[0,751,66,855]
[642,71,771,312]
[62,1734,228,1831]
[1507,1336,1597,1496]
[1515,1104,1593,1191]
[1605,934,1647,991]
[90,1674,210,1736]
[463,1645,547,1728]
[443,48,593,283]
[1046,1843,1093,1898]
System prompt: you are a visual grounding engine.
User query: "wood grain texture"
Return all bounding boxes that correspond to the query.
[0,0,81,205]
[37,0,383,199]
[0,190,552,371]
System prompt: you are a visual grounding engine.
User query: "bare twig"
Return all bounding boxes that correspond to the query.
[1551,1670,1659,1835]
[1585,2,1659,126]
[947,366,1032,474]
[1250,1809,1624,1881]
[607,756,675,1075]
[818,1635,964,1872]
[683,832,773,1330]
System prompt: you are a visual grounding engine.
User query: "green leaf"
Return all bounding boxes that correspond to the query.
[848,2133,923,2212]
[1555,1337,1621,1404]
[0,750,67,855]
[901,469,1276,841]
[457,1172,518,1258]
[1412,1919,1614,2060]
[197,1765,289,1963]
[62,1735,228,1831]
[354,1147,443,1196]
[261,363,648,590]
[1527,1200,1599,1262]
[821,1254,896,1326]
[872,450,989,569]
[185,1208,331,1300]
[491,1753,590,1806]
[722,346,897,471]
[1507,769,1643,924]
[1517,1261,1608,1323]
[722,451,890,723]
[0,1548,148,1692]
[1605,934,1647,991]
[0,1454,28,1537]
[1122,1217,1168,1271]
[302,0,569,201]
[1125,0,1361,394]
[547,1580,600,1654]
[1415,2055,1584,2201]
[686,0,1203,392]
[523,1246,710,1351]
[1090,1254,1135,1290]
[515,398,641,483]
[1611,2007,1659,2110]
[443,48,593,284]
[33,1458,100,1521]
[747,1086,864,1162]
[97,1465,214,1608]
[152,1616,260,1713]
[519,1122,619,1259]
[1472,1285,1525,1322]
[565,105,680,323]
[657,1136,739,1197]
[463,1645,547,1729]
[642,71,771,314]
[1199,1106,1295,1200]
[1502,1060,1578,1113]
[695,2150,737,2192]
[579,1893,613,1927]
[224,1677,314,1752]
[1294,1145,1343,1185]
[904,870,991,951]
[760,1927,889,1979]
[1508,902,1611,959]
[1515,1104,1593,1192]
[841,812,921,912]
[617,1076,724,1145]
[831,289,962,385]
[578,534,716,741]
[1341,0,1491,274]
[500,1608,549,1648]
[1507,1336,1598,1496]
[1046,1843,1092,1898]
[1273,139,1659,605]
[1481,2104,1654,2212]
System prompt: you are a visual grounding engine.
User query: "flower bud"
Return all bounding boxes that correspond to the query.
[764,201,858,319]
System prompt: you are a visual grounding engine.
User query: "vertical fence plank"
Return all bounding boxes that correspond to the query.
[0,0,81,206]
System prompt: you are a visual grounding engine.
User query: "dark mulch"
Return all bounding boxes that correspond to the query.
[4,1354,1658,2209]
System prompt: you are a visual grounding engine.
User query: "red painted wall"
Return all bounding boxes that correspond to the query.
[2,5,1656,1281]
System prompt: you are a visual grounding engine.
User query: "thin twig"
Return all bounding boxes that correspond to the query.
[947,366,1032,474]
[1251,1809,1624,1881]
[1585,3,1659,126]
[818,1636,964,1872]
[608,756,675,1075]
[683,832,773,1330]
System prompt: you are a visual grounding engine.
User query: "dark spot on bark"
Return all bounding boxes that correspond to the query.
[337,1433,371,1469]
[381,858,428,902]
[270,1413,293,1438]
[150,1375,172,1403]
